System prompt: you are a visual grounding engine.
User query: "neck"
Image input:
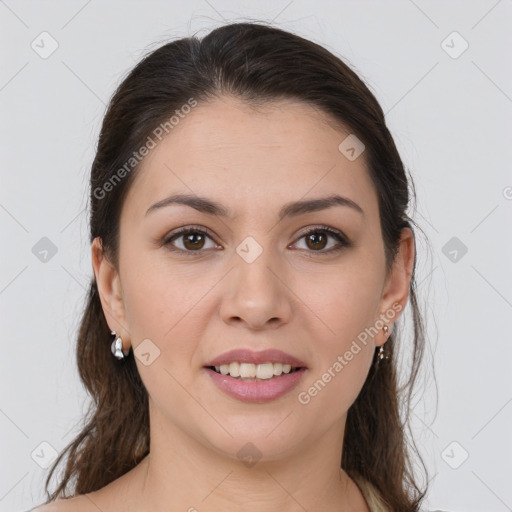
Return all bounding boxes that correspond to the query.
[125,406,367,511]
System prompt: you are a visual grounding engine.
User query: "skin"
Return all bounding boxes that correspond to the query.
[37,95,414,512]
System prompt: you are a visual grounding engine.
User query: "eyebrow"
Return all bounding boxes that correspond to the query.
[145,193,364,220]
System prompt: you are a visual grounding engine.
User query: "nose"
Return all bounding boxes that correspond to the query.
[219,248,293,331]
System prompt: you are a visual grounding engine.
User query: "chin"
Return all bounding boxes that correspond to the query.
[197,415,309,464]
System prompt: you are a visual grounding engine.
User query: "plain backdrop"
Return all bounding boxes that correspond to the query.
[1,1,511,511]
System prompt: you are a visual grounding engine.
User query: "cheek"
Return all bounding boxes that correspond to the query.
[294,258,384,344]
[293,257,383,409]
[296,279,378,416]
[119,246,222,387]
[120,243,202,334]
[297,348,372,421]
[119,251,208,407]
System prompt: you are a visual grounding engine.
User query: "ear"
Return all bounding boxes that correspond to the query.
[376,227,415,346]
[91,237,130,350]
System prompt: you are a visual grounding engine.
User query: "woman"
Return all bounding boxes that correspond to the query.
[32,21,432,511]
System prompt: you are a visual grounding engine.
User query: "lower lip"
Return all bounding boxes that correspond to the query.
[204,367,307,403]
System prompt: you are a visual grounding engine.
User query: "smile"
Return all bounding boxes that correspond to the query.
[210,362,301,380]
[203,348,308,402]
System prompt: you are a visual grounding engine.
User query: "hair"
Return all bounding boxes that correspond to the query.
[43,21,432,510]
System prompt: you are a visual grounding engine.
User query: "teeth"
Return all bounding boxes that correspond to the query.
[273,363,283,375]
[256,363,274,379]
[213,362,298,379]
[240,363,256,379]
[229,362,240,377]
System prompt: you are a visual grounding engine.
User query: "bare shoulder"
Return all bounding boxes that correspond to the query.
[29,456,148,512]
[29,495,92,512]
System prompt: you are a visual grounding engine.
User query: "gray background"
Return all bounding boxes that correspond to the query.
[1,1,511,511]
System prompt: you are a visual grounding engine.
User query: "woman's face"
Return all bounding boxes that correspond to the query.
[95,95,412,464]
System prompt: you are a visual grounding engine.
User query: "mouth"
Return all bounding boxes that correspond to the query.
[203,348,308,402]
[203,364,307,403]
[205,362,305,382]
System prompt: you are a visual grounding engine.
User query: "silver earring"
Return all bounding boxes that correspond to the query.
[111,330,130,360]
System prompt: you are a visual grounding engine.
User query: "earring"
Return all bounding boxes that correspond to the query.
[111,330,130,360]
[377,325,391,361]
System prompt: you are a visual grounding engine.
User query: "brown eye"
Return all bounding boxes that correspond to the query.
[305,231,328,251]
[182,232,206,250]
[292,226,349,254]
[164,228,218,253]
[163,225,349,256]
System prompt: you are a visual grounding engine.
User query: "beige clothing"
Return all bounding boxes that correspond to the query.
[351,473,393,512]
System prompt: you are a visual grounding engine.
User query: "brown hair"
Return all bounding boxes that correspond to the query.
[43,21,432,510]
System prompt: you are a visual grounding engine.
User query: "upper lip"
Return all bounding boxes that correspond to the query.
[204,349,307,368]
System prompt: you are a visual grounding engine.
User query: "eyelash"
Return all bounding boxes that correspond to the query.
[162,225,350,256]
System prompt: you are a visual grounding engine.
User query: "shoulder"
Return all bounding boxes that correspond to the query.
[350,472,392,512]
[350,473,452,512]
[28,495,92,512]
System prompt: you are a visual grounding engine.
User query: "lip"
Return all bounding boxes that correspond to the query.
[204,348,307,368]
[203,348,308,403]
[204,367,307,403]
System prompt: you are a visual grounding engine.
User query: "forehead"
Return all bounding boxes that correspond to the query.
[122,95,378,222]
